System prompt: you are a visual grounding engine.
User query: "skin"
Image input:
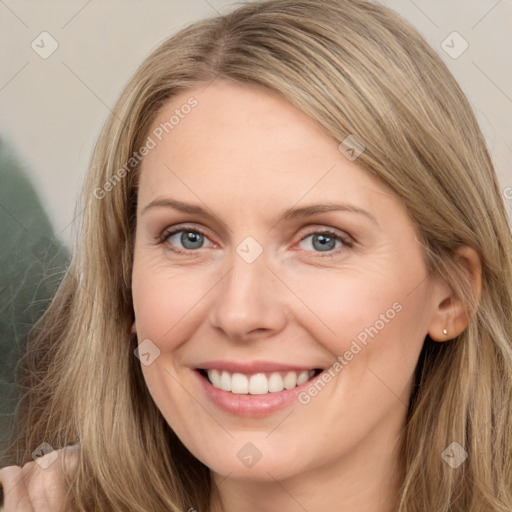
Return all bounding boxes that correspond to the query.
[0,80,481,511]
[130,80,481,512]
[0,446,79,511]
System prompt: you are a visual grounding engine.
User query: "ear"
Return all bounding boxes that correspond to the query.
[427,246,482,342]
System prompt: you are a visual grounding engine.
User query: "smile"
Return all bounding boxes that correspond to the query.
[198,368,322,395]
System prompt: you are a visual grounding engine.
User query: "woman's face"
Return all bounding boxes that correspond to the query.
[131,80,445,481]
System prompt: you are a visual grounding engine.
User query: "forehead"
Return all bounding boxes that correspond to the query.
[137,80,396,217]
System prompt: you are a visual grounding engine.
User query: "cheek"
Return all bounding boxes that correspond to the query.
[281,268,398,345]
[131,254,216,349]
[283,260,431,372]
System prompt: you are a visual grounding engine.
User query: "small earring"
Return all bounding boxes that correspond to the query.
[443,328,448,335]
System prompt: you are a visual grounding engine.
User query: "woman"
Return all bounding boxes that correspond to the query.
[1,0,511,510]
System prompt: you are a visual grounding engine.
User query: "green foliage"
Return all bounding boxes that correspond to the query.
[0,137,69,460]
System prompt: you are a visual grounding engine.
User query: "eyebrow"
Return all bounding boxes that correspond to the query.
[142,198,378,226]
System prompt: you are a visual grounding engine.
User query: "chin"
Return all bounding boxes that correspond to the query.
[201,445,308,482]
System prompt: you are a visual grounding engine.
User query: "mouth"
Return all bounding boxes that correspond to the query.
[196,368,323,395]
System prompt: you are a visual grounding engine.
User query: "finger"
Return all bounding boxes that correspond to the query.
[24,447,79,512]
[0,465,34,512]
[53,445,80,512]
[50,445,80,511]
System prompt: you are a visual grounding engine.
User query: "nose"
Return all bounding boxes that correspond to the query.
[208,247,288,341]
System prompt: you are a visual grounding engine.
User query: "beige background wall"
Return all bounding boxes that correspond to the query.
[1,0,511,246]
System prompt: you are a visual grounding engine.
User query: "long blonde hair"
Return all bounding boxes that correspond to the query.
[4,1,512,510]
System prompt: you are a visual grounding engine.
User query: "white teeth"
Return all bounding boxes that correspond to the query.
[205,369,317,394]
[297,370,310,386]
[209,369,221,388]
[249,374,268,394]
[220,371,231,391]
[283,371,297,390]
[231,373,248,394]
[268,372,284,392]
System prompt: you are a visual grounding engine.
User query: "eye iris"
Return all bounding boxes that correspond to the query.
[313,234,336,252]
[181,231,203,249]
[174,232,339,251]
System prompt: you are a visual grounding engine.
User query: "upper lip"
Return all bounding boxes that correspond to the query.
[196,360,322,373]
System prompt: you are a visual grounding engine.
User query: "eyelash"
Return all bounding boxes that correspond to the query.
[158,224,355,258]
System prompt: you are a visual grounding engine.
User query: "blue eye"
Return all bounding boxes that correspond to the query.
[161,228,213,253]
[159,226,353,256]
[298,230,352,255]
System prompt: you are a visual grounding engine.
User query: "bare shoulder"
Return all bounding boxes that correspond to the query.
[0,444,80,511]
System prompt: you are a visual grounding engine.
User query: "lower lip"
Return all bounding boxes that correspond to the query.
[194,370,318,417]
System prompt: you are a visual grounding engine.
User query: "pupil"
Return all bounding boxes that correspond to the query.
[178,232,335,251]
